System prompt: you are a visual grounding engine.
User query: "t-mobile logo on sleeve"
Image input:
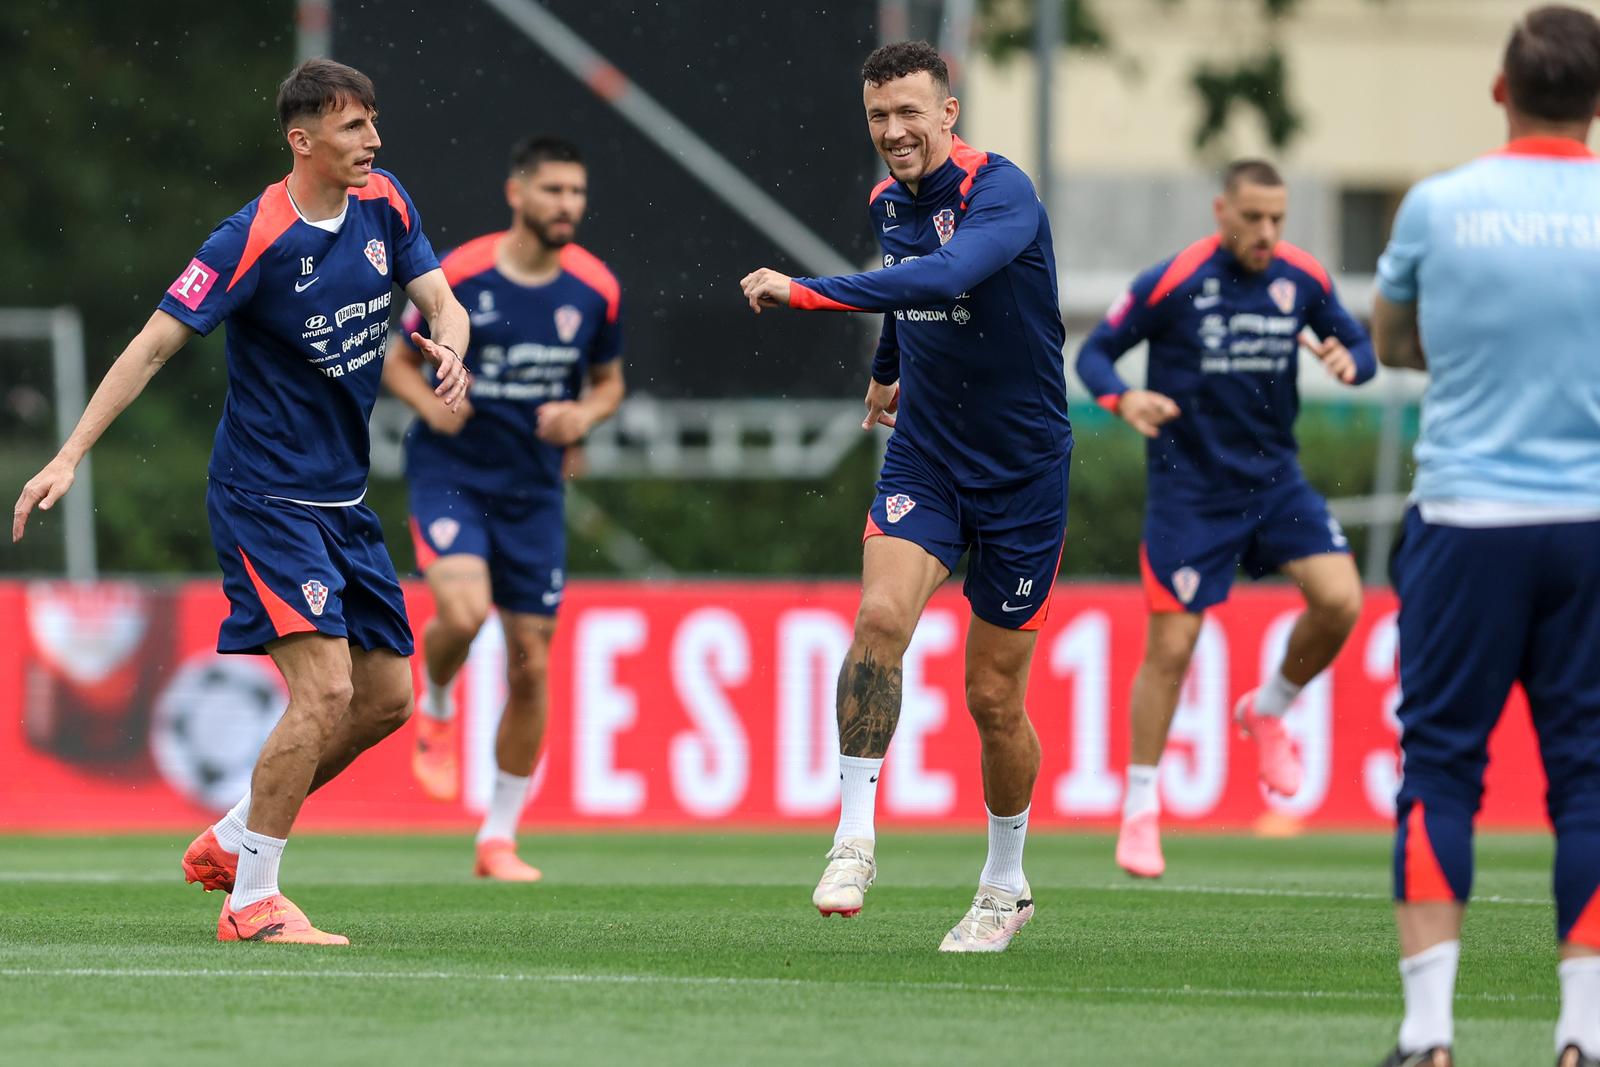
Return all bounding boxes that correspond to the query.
[167,258,217,311]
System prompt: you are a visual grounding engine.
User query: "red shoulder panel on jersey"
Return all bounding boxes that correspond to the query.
[560,244,622,323]
[228,180,299,292]
[950,135,989,204]
[353,172,411,231]
[1146,235,1221,306]
[441,232,503,286]
[1273,241,1332,293]
[868,176,896,205]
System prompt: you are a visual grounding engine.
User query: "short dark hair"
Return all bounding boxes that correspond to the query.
[1503,5,1600,122]
[510,136,584,176]
[861,40,950,96]
[275,58,377,133]
[1223,158,1284,192]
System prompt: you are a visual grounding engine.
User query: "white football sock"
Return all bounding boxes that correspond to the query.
[833,755,883,846]
[420,674,456,722]
[1556,956,1600,1057]
[231,829,287,909]
[979,805,1029,897]
[1398,939,1459,1053]
[1254,670,1304,718]
[1123,764,1160,819]
[212,792,251,853]
[476,771,531,844]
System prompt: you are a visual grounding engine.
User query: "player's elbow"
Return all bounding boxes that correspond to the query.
[1375,338,1422,370]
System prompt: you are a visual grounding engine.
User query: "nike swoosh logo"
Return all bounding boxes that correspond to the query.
[295,277,320,292]
[881,224,900,232]
[869,775,879,783]
[1012,822,1025,830]
[469,311,498,325]
[241,844,259,854]
[1000,601,1031,613]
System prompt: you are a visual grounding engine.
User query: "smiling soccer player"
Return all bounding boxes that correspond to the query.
[740,40,1071,953]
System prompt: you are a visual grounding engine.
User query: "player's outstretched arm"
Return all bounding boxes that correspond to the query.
[739,268,793,313]
[13,310,192,542]
[403,268,472,409]
[786,170,1040,312]
[1372,294,1427,371]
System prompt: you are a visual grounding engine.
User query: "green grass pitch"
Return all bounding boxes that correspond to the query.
[0,832,1564,1065]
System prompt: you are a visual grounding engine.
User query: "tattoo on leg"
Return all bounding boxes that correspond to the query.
[836,651,902,758]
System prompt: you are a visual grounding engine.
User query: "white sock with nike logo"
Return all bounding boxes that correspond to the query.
[833,755,883,847]
[212,792,251,853]
[232,830,287,908]
[979,805,1029,897]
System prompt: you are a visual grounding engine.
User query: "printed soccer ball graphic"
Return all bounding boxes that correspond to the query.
[150,653,288,811]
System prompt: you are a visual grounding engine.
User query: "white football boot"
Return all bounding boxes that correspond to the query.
[812,837,876,917]
[938,881,1034,952]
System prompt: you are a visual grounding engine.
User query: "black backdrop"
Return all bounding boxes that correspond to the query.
[335,0,885,398]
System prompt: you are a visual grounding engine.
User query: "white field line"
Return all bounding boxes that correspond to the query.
[0,871,1556,907]
[0,967,1555,1004]
[1102,883,1552,907]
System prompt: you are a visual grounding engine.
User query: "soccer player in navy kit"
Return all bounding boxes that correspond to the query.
[385,137,624,881]
[1076,160,1374,880]
[12,60,469,944]
[1371,9,1600,1066]
[741,41,1070,952]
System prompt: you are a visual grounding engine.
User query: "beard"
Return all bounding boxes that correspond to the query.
[523,212,576,249]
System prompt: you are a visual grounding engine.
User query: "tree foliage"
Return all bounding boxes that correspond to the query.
[977,0,1310,151]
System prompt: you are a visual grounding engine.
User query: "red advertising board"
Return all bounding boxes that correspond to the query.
[0,579,1547,831]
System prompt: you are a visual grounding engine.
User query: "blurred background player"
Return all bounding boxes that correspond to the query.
[1075,161,1374,880]
[12,59,469,942]
[1370,7,1600,1066]
[740,40,1070,952]
[385,137,624,881]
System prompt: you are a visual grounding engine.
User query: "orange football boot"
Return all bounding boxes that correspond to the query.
[474,839,543,882]
[217,893,349,945]
[1235,689,1304,797]
[1115,810,1166,879]
[181,827,238,893]
[412,714,460,802]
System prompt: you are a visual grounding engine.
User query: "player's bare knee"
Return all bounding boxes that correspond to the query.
[361,685,412,735]
[852,595,916,659]
[1144,629,1199,680]
[290,673,355,719]
[505,660,547,705]
[436,599,490,642]
[965,672,1025,737]
[1310,582,1362,634]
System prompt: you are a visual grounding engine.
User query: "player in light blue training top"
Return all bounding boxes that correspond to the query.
[1370,7,1600,1066]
